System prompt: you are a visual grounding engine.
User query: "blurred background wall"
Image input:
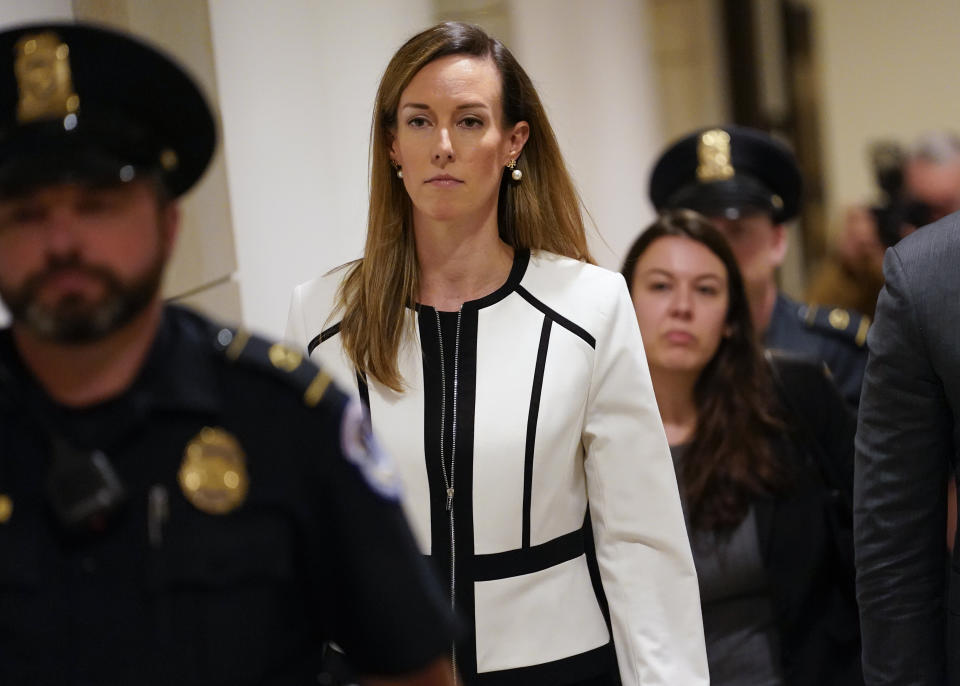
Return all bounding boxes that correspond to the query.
[812,0,960,216]
[0,0,957,340]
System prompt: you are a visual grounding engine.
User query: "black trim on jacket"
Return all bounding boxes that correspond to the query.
[516,285,596,349]
[474,644,617,686]
[474,528,584,581]
[309,322,340,356]
[523,317,552,548]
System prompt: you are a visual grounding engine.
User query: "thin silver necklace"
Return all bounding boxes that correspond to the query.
[434,305,463,686]
[434,306,462,512]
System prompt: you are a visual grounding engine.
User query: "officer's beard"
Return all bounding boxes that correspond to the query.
[2,251,166,345]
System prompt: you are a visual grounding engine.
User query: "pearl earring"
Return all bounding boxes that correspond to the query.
[391,161,403,179]
[507,159,522,182]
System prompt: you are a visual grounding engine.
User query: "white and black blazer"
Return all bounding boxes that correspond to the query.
[286,249,708,686]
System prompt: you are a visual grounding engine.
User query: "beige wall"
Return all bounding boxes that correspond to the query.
[812,0,960,231]
[649,0,729,143]
[73,0,241,321]
[508,0,664,268]
[208,0,437,339]
[0,0,71,24]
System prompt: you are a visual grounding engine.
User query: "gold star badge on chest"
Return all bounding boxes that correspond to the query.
[179,427,249,515]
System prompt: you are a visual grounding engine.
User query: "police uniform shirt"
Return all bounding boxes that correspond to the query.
[765,293,868,408]
[0,305,454,686]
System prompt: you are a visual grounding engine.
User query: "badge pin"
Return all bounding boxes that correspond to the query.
[179,427,249,515]
[268,343,302,372]
[697,128,735,183]
[15,31,79,124]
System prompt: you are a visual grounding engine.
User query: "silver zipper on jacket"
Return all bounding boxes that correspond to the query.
[435,306,462,686]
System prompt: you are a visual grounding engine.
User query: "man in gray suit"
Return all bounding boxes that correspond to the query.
[855,211,960,684]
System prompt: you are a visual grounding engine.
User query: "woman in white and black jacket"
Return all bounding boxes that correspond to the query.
[286,22,708,686]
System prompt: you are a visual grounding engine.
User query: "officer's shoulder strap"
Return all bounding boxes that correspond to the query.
[795,302,870,349]
[211,325,337,410]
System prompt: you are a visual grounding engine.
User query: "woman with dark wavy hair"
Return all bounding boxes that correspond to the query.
[288,22,707,686]
[623,209,863,686]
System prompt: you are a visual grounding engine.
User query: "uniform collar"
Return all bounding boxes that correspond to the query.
[135,304,221,415]
[0,304,221,418]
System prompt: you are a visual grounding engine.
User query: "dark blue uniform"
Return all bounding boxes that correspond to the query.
[765,293,868,408]
[0,306,454,685]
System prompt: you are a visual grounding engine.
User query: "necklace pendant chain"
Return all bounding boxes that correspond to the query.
[434,307,463,509]
[434,305,463,686]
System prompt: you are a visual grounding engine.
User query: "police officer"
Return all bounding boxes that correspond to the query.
[0,22,455,686]
[649,125,868,407]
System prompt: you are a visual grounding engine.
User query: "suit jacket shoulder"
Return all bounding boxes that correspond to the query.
[886,212,960,341]
[286,264,354,352]
[854,211,960,685]
[521,250,630,330]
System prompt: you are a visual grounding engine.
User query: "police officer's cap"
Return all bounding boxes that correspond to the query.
[649,125,802,224]
[0,22,215,198]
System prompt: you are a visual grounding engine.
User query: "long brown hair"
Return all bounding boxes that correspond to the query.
[622,209,786,531]
[337,22,593,391]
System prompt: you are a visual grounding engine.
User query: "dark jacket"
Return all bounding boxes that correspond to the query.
[855,212,960,686]
[0,306,455,686]
[760,352,863,686]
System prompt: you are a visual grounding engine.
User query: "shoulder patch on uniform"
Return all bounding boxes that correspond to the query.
[213,327,335,408]
[340,398,401,500]
[796,304,870,348]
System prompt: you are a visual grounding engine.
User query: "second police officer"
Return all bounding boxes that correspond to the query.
[649,126,868,408]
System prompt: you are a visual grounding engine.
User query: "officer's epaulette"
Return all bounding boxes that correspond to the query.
[796,303,870,348]
[211,326,335,409]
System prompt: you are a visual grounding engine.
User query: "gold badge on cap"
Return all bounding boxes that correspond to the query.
[0,494,12,524]
[697,129,735,183]
[14,32,80,124]
[179,427,249,515]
